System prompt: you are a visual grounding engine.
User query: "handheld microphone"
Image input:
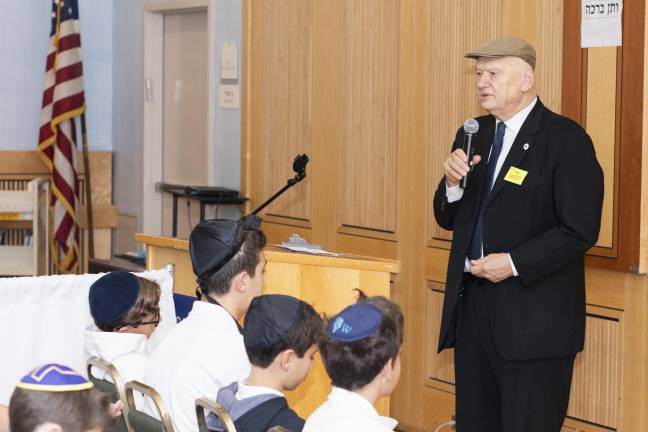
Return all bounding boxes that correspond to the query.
[460,119,479,189]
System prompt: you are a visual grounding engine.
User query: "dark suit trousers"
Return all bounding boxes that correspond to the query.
[454,274,575,432]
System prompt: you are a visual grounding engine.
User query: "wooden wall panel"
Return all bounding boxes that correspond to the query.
[586,47,618,249]
[338,0,399,233]
[502,0,564,112]
[426,284,455,385]
[567,314,621,429]
[642,2,648,272]
[249,0,312,221]
[427,0,500,243]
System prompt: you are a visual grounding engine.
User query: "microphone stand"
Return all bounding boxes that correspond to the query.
[249,153,309,216]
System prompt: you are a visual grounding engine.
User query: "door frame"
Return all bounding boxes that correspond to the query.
[142,0,215,235]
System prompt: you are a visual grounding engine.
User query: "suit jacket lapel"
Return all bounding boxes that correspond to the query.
[487,100,544,205]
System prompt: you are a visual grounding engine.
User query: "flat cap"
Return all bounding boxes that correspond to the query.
[190,219,241,281]
[244,294,303,348]
[16,364,93,392]
[89,271,140,325]
[328,302,383,342]
[465,37,536,69]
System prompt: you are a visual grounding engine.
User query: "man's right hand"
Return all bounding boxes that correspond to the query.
[443,149,482,187]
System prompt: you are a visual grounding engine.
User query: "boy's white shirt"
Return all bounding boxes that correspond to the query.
[84,325,148,384]
[144,301,250,432]
[303,387,398,432]
[84,325,149,408]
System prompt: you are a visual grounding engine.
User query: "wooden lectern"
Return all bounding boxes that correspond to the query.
[135,233,400,418]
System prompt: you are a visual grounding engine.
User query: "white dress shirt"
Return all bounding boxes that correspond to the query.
[304,387,398,432]
[446,97,538,276]
[144,301,250,432]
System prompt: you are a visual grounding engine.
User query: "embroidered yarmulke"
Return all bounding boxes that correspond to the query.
[16,364,93,392]
[89,271,140,324]
[244,294,302,348]
[328,303,383,342]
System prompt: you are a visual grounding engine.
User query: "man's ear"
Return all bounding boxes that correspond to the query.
[521,67,534,92]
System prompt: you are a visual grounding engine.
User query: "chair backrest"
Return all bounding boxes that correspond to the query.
[195,397,237,432]
[267,427,292,432]
[86,356,132,432]
[125,380,175,432]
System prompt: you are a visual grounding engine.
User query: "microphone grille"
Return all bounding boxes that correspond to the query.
[463,118,479,134]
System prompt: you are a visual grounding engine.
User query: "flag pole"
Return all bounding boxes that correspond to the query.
[80,112,94,260]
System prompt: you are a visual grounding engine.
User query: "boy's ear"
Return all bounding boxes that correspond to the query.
[277,349,297,370]
[231,271,247,293]
[380,358,395,381]
[34,423,64,432]
[116,326,130,333]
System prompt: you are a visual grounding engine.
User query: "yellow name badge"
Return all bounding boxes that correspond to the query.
[504,166,528,185]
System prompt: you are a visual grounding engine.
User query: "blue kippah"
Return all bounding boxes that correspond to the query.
[328,302,383,342]
[89,271,140,325]
[16,364,93,392]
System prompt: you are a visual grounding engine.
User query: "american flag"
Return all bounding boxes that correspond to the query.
[38,0,85,273]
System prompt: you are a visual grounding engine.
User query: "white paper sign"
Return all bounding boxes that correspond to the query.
[581,0,623,47]
[219,84,239,109]
[221,42,238,79]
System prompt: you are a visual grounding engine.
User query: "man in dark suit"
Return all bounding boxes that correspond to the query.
[433,37,604,431]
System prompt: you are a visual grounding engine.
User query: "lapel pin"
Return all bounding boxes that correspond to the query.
[523,143,530,151]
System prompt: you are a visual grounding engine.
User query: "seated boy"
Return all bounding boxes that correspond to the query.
[145,219,267,432]
[304,294,404,432]
[9,363,117,432]
[85,271,161,384]
[207,294,323,432]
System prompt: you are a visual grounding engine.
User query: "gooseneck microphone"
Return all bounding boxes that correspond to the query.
[460,119,479,189]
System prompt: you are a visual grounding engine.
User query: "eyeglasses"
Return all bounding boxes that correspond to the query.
[114,313,160,331]
[137,317,161,327]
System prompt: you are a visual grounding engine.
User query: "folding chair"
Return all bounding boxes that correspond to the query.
[86,356,131,432]
[125,380,175,432]
[267,427,292,432]
[196,397,237,432]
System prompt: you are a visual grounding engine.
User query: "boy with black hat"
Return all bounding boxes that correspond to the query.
[9,363,118,432]
[144,219,267,432]
[85,271,161,386]
[304,294,403,432]
[207,294,323,432]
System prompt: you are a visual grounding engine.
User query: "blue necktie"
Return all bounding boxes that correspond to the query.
[467,121,506,260]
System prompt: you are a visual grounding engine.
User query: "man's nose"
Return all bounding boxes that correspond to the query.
[476,76,489,88]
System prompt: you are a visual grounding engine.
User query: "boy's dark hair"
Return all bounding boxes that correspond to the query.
[95,276,161,332]
[201,224,266,297]
[246,301,324,368]
[319,292,404,391]
[9,386,116,432]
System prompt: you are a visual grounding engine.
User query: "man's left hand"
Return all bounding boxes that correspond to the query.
[470,253,513,283]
